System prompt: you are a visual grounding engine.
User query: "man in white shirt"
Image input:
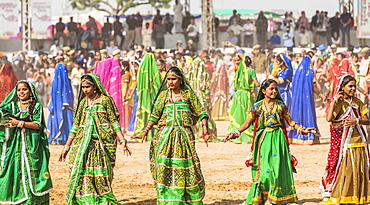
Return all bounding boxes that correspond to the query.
[243,19,255,47]
[227,19,244,46]
[283,27,294,51]
[298,27,310,47]
[186,18,199,49]
[359,47,370,101]
[173,0,183,33]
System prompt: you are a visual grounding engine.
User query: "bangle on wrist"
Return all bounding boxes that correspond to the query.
[142,130,148,134]
[202,123,208,127]
[119,138,127,144]
[64,145,71,151]
[356,118,360,125]
[203,131,209,135]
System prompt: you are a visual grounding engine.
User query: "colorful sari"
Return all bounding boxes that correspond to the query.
[149,68,208,204]
[227,60,256,143]
[210,59,229,120]
[0,63,18,103]
[0,81,52,204]
[94,58,124,128]
[67,74,121,205]
[276,54,293,108]
[188,57,217,138]
[321,82,370,204]
[246,90,297,204]
[47,63,74,145]
[288,57,321,145]
[134,53,161,138]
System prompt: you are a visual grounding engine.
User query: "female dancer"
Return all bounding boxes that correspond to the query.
[135,66,209,204]
[0,80,52,204]
[227,56,259,143]
[48,62,74,145]
[225,79,312,204]
[59,74,131,204]
[321,75,370,204]
[268,54,293,108]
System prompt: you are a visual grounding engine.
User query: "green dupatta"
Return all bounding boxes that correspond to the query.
[134,53,161,138]
[67,74,119,204]
[0,80,52,203]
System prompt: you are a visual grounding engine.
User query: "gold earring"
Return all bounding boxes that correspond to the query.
[94,90,97,93]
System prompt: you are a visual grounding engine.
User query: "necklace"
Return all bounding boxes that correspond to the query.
[343,97,353,105]
[264,100,275,112]
[20,99,32,105]
[88,94,98,108]
[171,91,182,102]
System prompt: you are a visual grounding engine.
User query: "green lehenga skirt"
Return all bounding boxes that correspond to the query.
[150,126,205,204]
[246,128,297,204]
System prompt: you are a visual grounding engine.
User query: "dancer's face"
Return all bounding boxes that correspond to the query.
[342,80,356,97]
[262,82,278,99]
[81,82,97,98]
[167,74,181,91]
[17,82,31,101]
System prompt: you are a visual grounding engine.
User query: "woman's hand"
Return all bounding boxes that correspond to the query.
[132,131,148,143]
[4,117,18,128]
[343,116,357,127]
[202,134,210,147]
[334,91,343,101]
[121,141,132,156]
[58,149,69,162]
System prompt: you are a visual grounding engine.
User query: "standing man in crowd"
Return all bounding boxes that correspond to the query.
[251,44,269,85]
[311,10,320,45]
[113,16,124,48]
[55,17,67,46]
[255,11,268,49]
[359,47,370,101]
[135,12,143,44]
[67,17,78,49]
[229,10,237,26]
[125,15,137,49]
[299,27,310,47]
[102,17,112,42]
[340,6,352,47]
[243,19,255,47]
[173,0,183,33]
[329,12,340,39]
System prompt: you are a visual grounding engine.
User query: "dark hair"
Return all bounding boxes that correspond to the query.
[12,82,36,122]
[245,56,252,67]
[339,75,356,92]
[167,67,185,89]
[261,79,278,91]
[81,75,101,94]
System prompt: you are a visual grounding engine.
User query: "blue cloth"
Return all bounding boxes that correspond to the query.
[127,90,138,132]
[270,35,281,45]
[276,55,293,108]
[287,56,320,144]
[47,63,74,144]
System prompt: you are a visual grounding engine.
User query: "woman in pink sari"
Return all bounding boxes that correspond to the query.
[94,52,125,128]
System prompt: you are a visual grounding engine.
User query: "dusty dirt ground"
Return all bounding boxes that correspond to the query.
[50,109,331,204]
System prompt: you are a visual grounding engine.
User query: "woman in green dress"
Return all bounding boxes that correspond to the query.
[59,74,132,205]
[227,56,259,143]
[0,80,52,204]
[135,66,210,204]
[225,79,313,204]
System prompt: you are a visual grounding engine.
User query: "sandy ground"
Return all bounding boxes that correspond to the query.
[50,109,331,204]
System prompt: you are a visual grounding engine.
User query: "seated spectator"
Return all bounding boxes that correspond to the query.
[226,30,238,46]
[270,30,281,48]
[106,40,119,55]
[299,27,310,47]
[331,31,340,46]
[282,27,294,51]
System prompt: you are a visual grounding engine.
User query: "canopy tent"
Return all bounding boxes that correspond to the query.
[213,9,284,17]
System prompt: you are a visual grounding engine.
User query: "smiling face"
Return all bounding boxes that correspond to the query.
[167,74,182,91]
[17,82,31,101]
[81,82,97,98]
[341,80,356,97]
[262,82,278,99]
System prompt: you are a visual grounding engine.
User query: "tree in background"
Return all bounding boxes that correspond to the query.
[70,0,172,15]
